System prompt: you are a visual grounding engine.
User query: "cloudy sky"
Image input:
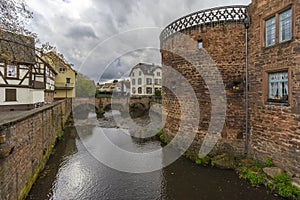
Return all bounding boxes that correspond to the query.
[27,0,251,82]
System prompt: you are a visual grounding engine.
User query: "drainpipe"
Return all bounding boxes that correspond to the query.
[244,15,250,155]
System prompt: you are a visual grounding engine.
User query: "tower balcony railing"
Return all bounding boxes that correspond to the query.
[160,5,248,42]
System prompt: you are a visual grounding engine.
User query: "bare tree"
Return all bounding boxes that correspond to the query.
[0,0,35,36]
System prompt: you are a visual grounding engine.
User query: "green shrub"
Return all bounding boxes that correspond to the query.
[265,157,274,167]
[156,130,168,144]
[57,130,64,141]
[239,167,265,186]
[155,89,161,97]
[195,159,201,165]
[274,173,300,199]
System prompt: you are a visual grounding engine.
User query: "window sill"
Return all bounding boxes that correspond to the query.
[266,100,290,107]
[5,77,19,80]
[263,38,293,50]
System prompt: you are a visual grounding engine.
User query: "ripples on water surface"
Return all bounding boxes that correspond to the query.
[27,111,283,200]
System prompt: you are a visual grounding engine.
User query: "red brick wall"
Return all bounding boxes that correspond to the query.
[161,22,247,156]
[248,0,300,175]
[0,99,72,200]
[44,91,55,104]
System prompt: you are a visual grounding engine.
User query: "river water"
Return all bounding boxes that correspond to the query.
[26,111,282,200]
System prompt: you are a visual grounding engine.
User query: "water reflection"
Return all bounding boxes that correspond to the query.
[27,111,283,200]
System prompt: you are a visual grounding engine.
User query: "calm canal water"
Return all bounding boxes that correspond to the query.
[26,111,283,200]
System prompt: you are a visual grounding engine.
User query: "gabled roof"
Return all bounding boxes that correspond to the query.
[0,29,35,64]
[35,54,57,75]
[42,51,77,75]
[129,63,161,76]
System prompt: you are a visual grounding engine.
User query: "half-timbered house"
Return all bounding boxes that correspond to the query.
[0,29,56,111]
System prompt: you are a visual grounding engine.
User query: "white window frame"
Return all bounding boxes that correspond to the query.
[138,78,142,85]
[265,17,276,47]
[6,65,18,78]
[279,8,292,43]
[146,78,152,85]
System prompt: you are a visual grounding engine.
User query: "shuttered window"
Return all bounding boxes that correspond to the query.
[5,89,17,101]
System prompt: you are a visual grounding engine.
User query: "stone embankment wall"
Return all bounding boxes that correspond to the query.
[161,21,247,156]
[0,99,72,200]
[248,0,300,176]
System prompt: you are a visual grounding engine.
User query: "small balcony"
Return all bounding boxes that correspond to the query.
[55,82,74,90]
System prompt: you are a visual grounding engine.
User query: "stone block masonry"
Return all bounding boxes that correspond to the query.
[0,99,72,200]
[248,0,300,176]
[160,0,300,176]
[161,22,247,157]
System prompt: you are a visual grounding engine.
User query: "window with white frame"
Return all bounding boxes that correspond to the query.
[138,78,142,85]
[132,87,136,94]
[157,72,161,76]
[154,79,158,85]
[265,17,276,47]
[279,9,292,42]
[146,78,152,85]
[59,66,66,72]
[139,71,142,76]
[268,71,288,102]
[132,79,135,85]
[6,65,18,78]
[146,87,152,94]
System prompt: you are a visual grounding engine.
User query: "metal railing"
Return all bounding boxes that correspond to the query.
[160,5,248,42]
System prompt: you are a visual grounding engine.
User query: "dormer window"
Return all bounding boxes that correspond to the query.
[59,66,66,73]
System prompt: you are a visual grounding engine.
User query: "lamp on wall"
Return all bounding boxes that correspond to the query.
[244,15,250,29]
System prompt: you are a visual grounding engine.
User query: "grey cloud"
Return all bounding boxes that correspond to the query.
[65,24,98,39]
[28,0,251,82]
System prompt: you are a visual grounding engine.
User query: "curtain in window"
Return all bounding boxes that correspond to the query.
[268,71,288,101]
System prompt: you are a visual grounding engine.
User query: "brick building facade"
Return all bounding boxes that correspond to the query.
[248,0,300,175]
[160,0,300,175]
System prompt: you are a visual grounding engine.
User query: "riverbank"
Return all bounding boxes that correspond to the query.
[156,130,300,200]
[26,111,283,199]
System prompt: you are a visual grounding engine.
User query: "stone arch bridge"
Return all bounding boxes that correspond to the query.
[72,96,153,118]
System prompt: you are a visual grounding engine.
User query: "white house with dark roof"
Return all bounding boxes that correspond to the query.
[129,63,162,96]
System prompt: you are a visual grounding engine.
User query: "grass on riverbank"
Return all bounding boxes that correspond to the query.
[237,158,300,200]
[155,129,300,200]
